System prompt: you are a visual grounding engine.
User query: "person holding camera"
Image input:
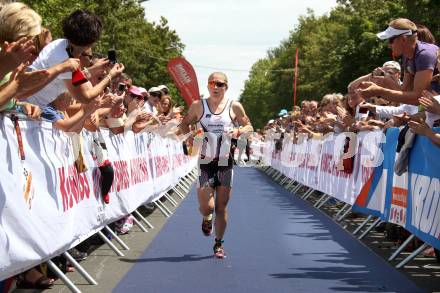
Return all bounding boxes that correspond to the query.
[27,9,124,108]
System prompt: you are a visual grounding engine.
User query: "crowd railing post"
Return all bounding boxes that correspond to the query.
[104,225,132,249]
[284,179,296,190]
[337,206,352,222]
[47,260,82,293]
[63,251,98,285]
[395,243,429,269]
[333,203,350,220]
[134,209,154,229]
[388,234,415,261]
[358,218,382,240]
[130,214,149,232]
[314,194,329,207]
[302,188,315,200]
[172,187,186,199]
[290,183,303,193]
[97,231,124,257]
[163,192,178,207]
[352,215,373,235]
[317,194,331,208]
[154,201,171,217]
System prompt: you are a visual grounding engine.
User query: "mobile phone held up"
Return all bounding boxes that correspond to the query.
[108,49,117,64]
[358,106,369,114]
[117,83,126,94]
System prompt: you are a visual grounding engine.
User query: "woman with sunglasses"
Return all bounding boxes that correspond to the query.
[178,72,253,258]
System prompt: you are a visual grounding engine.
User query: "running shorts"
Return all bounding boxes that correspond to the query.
[197,161,234,188]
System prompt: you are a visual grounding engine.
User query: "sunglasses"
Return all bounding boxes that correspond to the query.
[208,81,227,88]
[388,32,407,45]
[81,52,93,60]
[150,92,162,98]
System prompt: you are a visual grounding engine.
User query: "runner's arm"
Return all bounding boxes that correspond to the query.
[232,101,253,135]
[176,100,202,135]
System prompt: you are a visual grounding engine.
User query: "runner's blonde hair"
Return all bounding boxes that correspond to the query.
[208,72,228,85]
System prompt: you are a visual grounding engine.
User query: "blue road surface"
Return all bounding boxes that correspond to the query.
[114,167,423,293]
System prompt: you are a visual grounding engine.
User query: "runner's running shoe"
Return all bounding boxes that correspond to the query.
[201,214,213,236]
[213,239,226,259]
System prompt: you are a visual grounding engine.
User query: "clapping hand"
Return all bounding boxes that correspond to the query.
[8,62,50,100]
[0,37,37,72]
[408,120,433,137]
[419,90,440,115]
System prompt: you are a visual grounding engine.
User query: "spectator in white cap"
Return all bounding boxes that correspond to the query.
[358,18,439,105]
[157,84,169,95]
[143,86,162,114]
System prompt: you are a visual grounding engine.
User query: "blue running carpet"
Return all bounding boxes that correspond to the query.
[114,167,423,293]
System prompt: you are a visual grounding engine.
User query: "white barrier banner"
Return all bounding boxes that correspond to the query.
[0,117,196,280]
[266,131,383,205]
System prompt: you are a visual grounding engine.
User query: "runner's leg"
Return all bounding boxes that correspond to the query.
[197,187,215,217]
[214,186,231,240]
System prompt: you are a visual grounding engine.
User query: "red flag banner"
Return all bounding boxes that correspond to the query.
[167,57,200,107]
[293,48,299,107]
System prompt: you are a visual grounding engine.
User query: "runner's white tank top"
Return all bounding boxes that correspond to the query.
[197,98,234,160]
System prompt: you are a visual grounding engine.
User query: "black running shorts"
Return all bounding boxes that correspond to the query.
[197,161,234,188]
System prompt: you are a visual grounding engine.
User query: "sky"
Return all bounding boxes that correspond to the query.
[141,0,337,100]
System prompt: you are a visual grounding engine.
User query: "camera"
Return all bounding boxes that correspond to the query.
[118,83,126,93]
[108,49,117,64]
[358,107,369,114]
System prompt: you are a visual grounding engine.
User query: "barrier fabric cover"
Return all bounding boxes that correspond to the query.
[265,129,440,249]
[0,117,196,280]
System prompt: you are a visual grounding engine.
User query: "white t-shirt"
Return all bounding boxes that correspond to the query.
[375,104,418,119]
[27,39,71,107]
[142,101,158,115]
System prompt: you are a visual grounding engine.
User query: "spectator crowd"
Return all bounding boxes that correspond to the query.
[260,18,440,263]
[0,2,189,289]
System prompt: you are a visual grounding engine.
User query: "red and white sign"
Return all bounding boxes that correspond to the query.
[167,57,200,106]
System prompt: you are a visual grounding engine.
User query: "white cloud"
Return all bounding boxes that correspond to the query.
[142,0,337,99]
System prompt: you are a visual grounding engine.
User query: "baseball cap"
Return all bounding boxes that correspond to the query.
[148,86,162,93]
[383,61,401,72]
[278,109,288,117]
[138,87,148,95]
[128,86,143,96]
[157,85,169,91]
[268,119,275,124]
[377,19,417,40]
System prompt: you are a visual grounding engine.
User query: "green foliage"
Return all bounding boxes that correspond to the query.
[240,0,439,129]
[22,0,186,106]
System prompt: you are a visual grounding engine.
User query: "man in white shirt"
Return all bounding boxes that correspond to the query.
[27,9,124,107]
